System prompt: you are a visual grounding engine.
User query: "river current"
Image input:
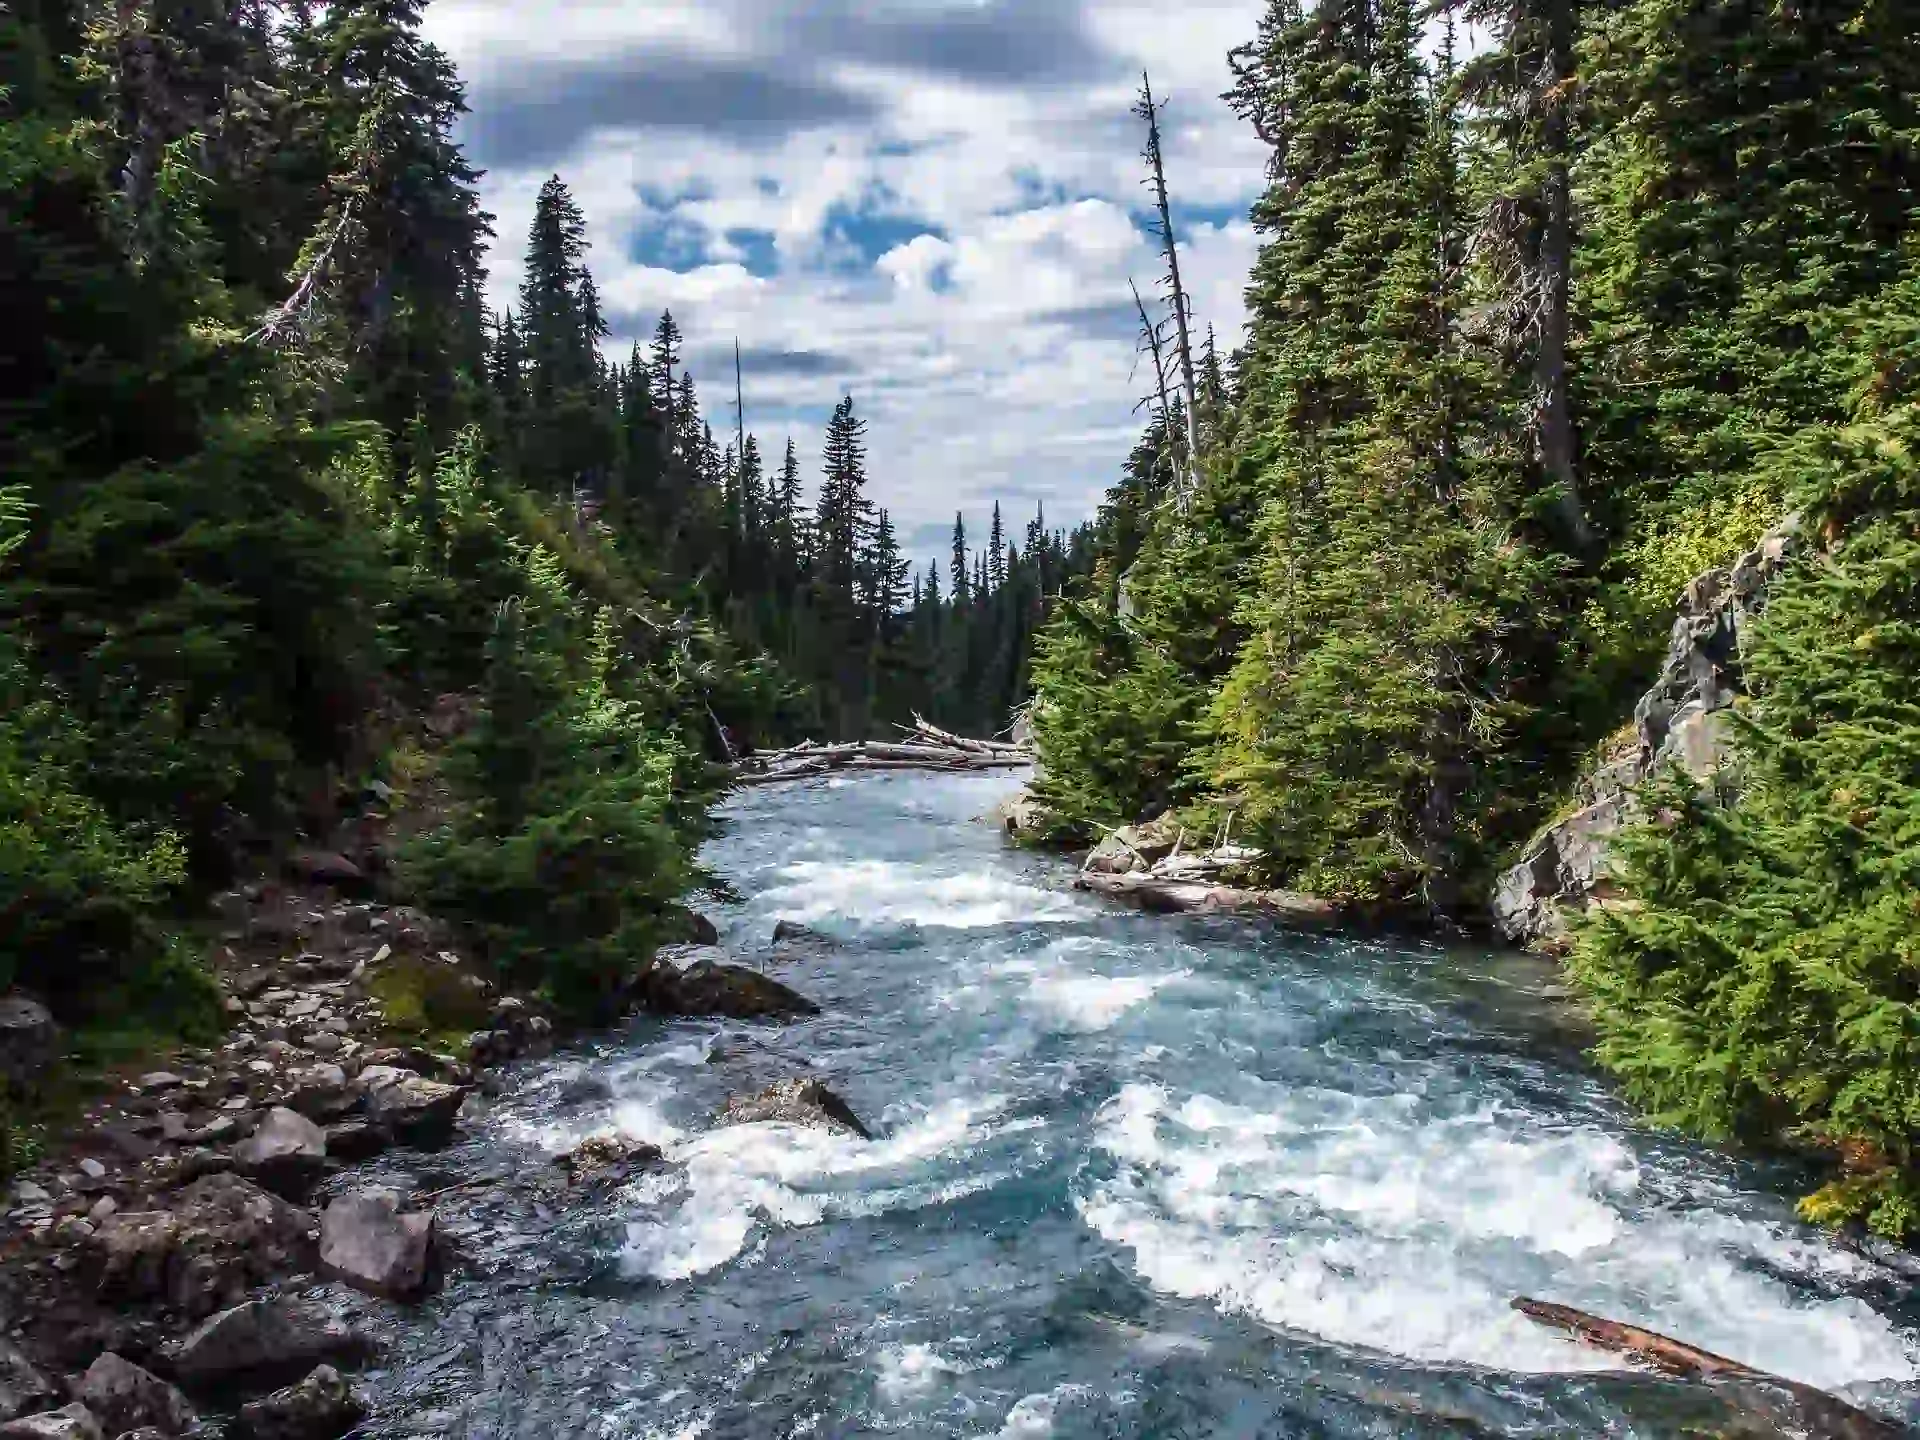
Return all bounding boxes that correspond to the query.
[354,771,1920,1437]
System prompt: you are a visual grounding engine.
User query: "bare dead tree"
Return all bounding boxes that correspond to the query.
[1130,278,1180,494]
[1135,73,1201,496]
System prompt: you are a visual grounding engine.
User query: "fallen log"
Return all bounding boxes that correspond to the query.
[901,713,1026,756]
[732,732,1032,787]
[1074,871,1338,928]
[1512,1298,1902,1439]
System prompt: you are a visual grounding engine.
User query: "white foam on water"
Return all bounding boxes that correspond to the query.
[994,1385,1095,1438]
[988,955,1191,1033]
[621,1094,1024,1281]
[759,858,1085,930]
[872,1343,976,1401]
[1079,1083,1920,1390]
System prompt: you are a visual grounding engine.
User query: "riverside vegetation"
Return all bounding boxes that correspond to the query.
[1020,0,1920,1238]
[2,0,1918,1390]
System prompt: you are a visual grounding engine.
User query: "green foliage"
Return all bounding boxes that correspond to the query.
[1571,405,1920,1235]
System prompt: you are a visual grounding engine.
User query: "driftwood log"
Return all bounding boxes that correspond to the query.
[734,716,1030,788]
[1073,870,1339,928]
[1513,1298,1902,1439]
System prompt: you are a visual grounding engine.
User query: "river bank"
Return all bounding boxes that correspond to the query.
[6,771,1918,1438]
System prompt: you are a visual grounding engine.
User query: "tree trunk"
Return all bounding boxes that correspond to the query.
[1535,2,1592,552]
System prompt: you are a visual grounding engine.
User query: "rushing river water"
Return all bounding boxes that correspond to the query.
[353,772,1920,1437]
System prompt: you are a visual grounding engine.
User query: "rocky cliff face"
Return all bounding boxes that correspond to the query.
[1493,517,1802,946]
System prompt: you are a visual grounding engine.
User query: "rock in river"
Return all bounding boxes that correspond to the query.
[719,1078,872,1139]
[319,1189,434,1300]
[234,1365,368,1440]
[354,1067,467,1148]
[637,958,819,1020]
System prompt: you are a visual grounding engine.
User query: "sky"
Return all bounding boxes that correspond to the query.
[421,0,1270,568]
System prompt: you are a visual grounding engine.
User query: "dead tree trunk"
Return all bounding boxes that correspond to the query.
[1131,278,1180,496]
[1137,73,1201,496]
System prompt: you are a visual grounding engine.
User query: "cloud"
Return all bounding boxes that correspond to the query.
[426,0,1271,568]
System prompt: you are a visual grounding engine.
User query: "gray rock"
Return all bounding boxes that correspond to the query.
[319,1189,434,1300]
[74,1354,196,1438]
[234,1365,367,1440]
[167,1298,368,1385]
[233,1107,329,1200]
[321,1120,386,1162]
[354,1068,466,1148]
[636,960,819,1020]
[283,1065,352,1122]
[768,921,838,956]
[0,1339,58,1423]
[94,1174,315,1320]
[559,1136,664,1187]
[0,995,60,1092]
[135,1073,185,1094]
[719,1078,873,1139]
[0,1404,104,1440]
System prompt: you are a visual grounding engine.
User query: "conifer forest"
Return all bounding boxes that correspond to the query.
[4,0,1920,1352]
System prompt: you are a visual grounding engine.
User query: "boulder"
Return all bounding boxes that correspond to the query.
[719,1078,872,1140]
[636,960,819,1021]
[767,921,839,958]
[0,994,59,1092]
[0,1341,58,1424]
[74,1354,196,1438]
[92,1174,315,1320]
[282,1065,353,1123]
[234,1366,366,1440]
[1491,795,1630,944]
[287,851,363,888]
[166,1299,368,1386]
[559,1136,664,1188]
[233,1108,329,1200]
[985,787,1045,841]
[321,1121,386,1162]
[1084,822,1180,876]
[353,1068,466,1148]
[0,1405,104,1440]
[318,1189,433,1301]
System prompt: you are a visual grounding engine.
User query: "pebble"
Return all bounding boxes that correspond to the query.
[221,1097,252,1111]
[13,1181,50,1204]
[247,1060,276,1076]
[77,1158,107,1180]
[137,1072,185,1093]
[305,1033,345,1057]
[87,1196,118,1224]
[286,996,323,1020]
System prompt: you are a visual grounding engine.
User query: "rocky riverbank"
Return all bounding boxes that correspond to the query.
[0,874,849,1440]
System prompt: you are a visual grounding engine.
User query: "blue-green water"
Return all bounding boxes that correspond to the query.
[357,772,1920,1437]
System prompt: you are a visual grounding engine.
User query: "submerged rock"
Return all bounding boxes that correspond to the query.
[167,1298,368,1385]
[73,1354,196,1438]
[234,1365,367,1440]
[559,1136,665,1188]
[719,1078,872,1140]
[638,960,819,1020]
[319,1189,434,1300]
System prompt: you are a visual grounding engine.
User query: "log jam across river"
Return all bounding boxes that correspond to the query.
[350,771,1920,1437]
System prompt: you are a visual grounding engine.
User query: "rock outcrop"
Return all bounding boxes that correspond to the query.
[719,1078,872,1139]
[0,996,58,1093]
[1492,517,1800,945]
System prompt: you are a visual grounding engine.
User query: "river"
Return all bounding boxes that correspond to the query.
[350,771,1920,1437]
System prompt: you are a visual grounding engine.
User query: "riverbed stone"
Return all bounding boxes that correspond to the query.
[166,1298,368,1385]
[0,1404,104,1440]
[719,1078,872,1139]
[233,1107,329,1200]
[283,1065,352,1122]
[234,1365,366,1440]
[319,1189,433,1300]
[353,1068,466,1147]
[559,1136,665,1187]
[74,1354,196,1438]
[93,1174,315,1319]
[0,1341,58,1423]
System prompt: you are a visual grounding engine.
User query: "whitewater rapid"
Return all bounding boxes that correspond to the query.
[356,771,1920,1437]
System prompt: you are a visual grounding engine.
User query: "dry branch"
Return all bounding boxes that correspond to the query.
[733,725,1031,789]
